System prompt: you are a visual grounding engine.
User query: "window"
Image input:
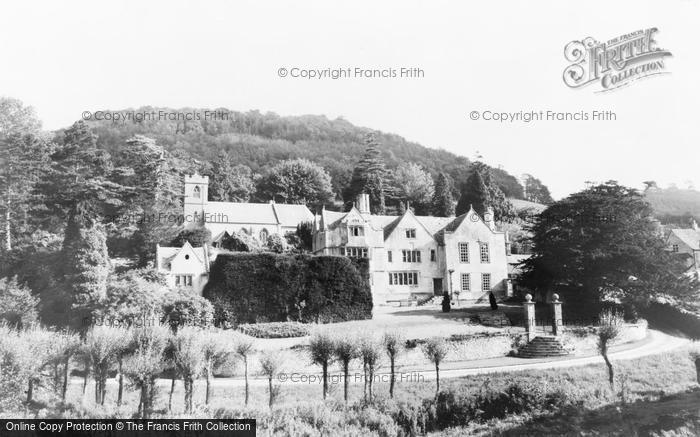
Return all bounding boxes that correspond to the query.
[458,242,469,263]
[349,226,364,237]
[481,273,491,291]
[345,247,368,258]
[259,229,269,241]
[388,271,419,286]
[461,273,470,291]
[175,275,193,287]
[405,228,416,239]
[430,249,436,261]
[193,185,201,198]
[387,251,393,262]
[480,243,490,263]
[402,250,421,263]
[184,254,190,260]
[672,244,679,253]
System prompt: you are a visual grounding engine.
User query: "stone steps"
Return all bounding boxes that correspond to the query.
[518,336,569,358]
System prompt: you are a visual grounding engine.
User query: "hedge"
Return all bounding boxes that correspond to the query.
[640,302,700,340]
[236,322,311,338]
[203,253,372,324]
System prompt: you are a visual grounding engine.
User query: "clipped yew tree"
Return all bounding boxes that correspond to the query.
[203,253,372,324]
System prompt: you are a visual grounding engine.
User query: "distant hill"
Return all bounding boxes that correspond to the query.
[645,187,700,225]
[66,107,532,200]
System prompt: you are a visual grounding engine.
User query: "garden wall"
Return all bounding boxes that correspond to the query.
[203,253,372,324]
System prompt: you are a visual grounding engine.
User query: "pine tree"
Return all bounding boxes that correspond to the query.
[344,133,387,214]
[432,172,455,217]
[456,168,489,216]
[209,151,255,202]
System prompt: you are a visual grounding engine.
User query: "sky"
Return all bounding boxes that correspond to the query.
[1,0,698,199]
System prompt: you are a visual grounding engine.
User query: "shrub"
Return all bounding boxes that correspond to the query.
[203,253,372,324]
[170,226,212,247]
[236,322,310,338]
[220,231,263,252]
[265,233,288,253]
[0,276,39,328]
[640,301,700,340]
[161,289,214,331]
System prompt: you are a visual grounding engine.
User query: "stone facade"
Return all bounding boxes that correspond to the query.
[313,194,511,304]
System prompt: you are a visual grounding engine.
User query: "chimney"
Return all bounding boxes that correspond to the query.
[355,193,371,214]
[484,206,495,231]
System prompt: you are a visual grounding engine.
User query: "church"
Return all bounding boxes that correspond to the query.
[155,173,314,294]
[312,194,512,304]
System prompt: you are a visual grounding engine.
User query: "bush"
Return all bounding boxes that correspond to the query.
[0,276,39,328]
[236,322,310,338]
[640,302,700,340]
[203,253,372,324]
[170,226,211,247]
[160,289,214,330]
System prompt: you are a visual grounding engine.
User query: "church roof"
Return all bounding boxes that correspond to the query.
[205,201,313,227]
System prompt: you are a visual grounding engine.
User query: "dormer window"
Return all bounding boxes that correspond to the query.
[349,226,364,237]
[193,185,201,199]
[405,228,416,239]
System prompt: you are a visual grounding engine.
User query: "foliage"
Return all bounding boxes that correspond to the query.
[219,230,263,252]
[0,276,39,328]
[457,162,516,221]
[203,253,372,324]
[265,232,287,253]
[170,225,212,247]
[169,326,206,412]
[92,269,165,326]
[432,172,456,217]
[359,334,382,402]
[523,173,554,204]
[308,331,336,399]
[391,162,435,215]
[456,166,488,217]
[285,221,313,253]
[520,181,697,314]
[160,289,215,331]
[383,331,405,398]
[84,326,129,405]
[259,351,284,407]
[257,158,333,207]
[208,151,255,202]
[236,322,310,338]
[344,133,388,213]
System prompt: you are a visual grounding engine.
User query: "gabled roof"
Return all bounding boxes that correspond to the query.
[669,228,700,251]
[205,201,313,227]
[156,241,210,273]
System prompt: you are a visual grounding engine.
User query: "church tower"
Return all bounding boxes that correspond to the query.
[184,173,209,224]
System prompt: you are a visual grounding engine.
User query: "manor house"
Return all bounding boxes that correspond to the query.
[312,194,512,304]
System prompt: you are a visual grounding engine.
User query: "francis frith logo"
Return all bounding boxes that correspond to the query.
[563,28,672,92]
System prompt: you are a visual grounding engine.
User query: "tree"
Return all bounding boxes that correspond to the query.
[257,158,333,207]
[285,221,313,253]
[392,163,435,215]
[523,174,554,204]
[170,225,212,247]
[597,309,623,390]
[259,351,284,408]
[456,167,489,217]
[359,335,382,402]
[421,337,449,397]
[220,231,263,252]
[0,97,45,251]
[309,332,335,400]
[0,276,39,328]
[235,337,255,405]
[265,233,288,253]
[201,330,231,405]
[160,289,215,331]
[383,331,405,398]
[170,326,205,413]
[520,181,697,313]
[209,152,255,202]
[123,323,170,418]
[85,326,127,405]
[46,329,81,401]
[344,133,388,214]
[432,172,456,217]
[334,336,358,403]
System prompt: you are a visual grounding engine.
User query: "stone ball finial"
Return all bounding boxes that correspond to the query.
[524,293,532,302]
[552,293,560,302]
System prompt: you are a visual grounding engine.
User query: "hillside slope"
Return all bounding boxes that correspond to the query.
[71,107,527,199]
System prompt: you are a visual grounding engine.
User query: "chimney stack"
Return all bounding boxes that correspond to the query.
[484,206,495,231]
[355,193,371,214]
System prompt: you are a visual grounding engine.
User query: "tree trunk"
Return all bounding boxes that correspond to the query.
[389,357,395,398]
[363,362,368,402]
[244,357,249,405]
[603,354,614,389]
[94,378,100,404]
[205,362,212,405]
[184,378,193,413]
[168,378,176,411]
[140,385,148,418]
[368,368,374,402]
[5,191,11,251]
[61,357,70,401]
[343,361,349,403]
[435,363,440,396]
[82,363,89,396]
[322,362,328,400]
[695,358,700,384]
[268,377,273,408]
[117,359,124,407]
[26,378,34,404]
